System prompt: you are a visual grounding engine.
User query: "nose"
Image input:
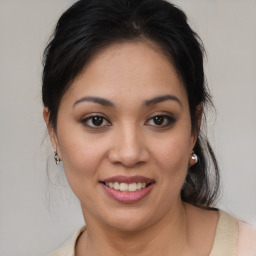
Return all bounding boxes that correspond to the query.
[108,124,150,168]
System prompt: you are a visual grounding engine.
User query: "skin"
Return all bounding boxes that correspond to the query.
[44,39,219,256]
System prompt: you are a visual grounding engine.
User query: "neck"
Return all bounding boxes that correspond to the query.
[76,200,191,256]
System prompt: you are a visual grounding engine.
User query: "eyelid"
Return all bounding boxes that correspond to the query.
[145,113,176,127]
[80,114,112,129]
[145,111,175,121]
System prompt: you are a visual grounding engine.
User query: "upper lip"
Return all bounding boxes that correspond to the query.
[101,175,155,184]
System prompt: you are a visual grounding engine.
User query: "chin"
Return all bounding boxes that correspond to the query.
[97,206,159,232]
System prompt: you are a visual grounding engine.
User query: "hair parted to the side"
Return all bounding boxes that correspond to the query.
[42,0,220,209]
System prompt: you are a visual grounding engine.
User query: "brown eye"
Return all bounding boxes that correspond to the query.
[91,116,104,126]
[153,116,164,125]
[146,115,175,127]
[81,115,111,128]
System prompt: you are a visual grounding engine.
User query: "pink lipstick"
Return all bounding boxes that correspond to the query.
[100,175,155,203]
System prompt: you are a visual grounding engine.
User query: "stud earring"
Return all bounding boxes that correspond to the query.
[54,151,61,165]
[189,151,198,167]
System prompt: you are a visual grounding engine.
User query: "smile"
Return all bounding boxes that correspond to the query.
[104,182,147,192]
[100,176,155,203]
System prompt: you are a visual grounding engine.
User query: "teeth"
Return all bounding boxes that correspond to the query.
[128,183,136,192]
[114,182,119,190]
[119,183,128,191]
[136,183,142,190]
[105,182,148,192]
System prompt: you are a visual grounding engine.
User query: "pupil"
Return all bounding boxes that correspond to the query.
[154,116,164,125]
[92,116,103,126]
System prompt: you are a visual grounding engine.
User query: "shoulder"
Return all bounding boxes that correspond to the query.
[209,210,238,256]
[49,226,86,256]
[237,221,256,256]
[206,209,256,256]
[213,210,256,256]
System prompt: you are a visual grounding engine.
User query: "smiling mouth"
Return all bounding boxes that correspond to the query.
[100,176,155,203]
[100,175,155,192]
[103,181,150,192]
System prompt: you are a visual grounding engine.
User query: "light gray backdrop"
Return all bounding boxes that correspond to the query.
[0,1,255,255]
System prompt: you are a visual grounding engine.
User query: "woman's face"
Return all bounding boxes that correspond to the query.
[46,40,197,230]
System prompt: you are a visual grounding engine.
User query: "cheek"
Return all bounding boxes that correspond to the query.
[62,142,103,173]
[56,126,109,189]
[151,132,191,186]
[57,135,110,208]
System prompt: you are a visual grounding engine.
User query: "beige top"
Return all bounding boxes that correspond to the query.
[50,210,256,256]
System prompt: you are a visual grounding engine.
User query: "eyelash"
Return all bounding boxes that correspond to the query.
[81,114,175,129]
[81,115,111,129]
[145,115,175,128]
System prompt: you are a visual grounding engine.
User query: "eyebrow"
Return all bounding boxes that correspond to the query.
[144,95,182,108]
[73,94,182,108]
[73,96,115,108]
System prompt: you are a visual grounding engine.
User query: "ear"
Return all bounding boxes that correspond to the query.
[43,108,60,156]
[191,104,202,148]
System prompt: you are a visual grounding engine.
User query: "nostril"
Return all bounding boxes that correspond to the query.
[108,150,146,167]
[107,135,150,167]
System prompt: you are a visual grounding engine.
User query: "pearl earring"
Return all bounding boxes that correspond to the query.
[189,151,198,167]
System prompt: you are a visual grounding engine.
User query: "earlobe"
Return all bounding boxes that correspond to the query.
[43,107,50,126]
[43,108,59,154]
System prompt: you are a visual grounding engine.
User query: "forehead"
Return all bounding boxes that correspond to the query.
[61,39,188,107]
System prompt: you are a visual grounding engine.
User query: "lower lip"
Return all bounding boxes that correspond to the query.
[101,183,154,203]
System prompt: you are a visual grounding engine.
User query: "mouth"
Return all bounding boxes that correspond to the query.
[100,176,155,203]
[104,181,149,192]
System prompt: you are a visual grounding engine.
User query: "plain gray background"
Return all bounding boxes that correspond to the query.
[0,1,255,255]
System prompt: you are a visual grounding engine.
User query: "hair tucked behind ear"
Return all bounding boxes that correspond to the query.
[42,0,220,208]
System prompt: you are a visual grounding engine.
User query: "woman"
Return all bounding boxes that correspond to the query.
[42,0,256,255]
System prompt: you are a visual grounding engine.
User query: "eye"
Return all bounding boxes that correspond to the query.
[146,115,175,127]
[81,115,111,128]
